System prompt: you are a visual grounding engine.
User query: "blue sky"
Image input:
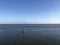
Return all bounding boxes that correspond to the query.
[0,0,60,24]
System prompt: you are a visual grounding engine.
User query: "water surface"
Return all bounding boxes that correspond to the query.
[0,24,60,45]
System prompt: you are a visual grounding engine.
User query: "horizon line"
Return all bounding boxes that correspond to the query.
[0,23,60,24]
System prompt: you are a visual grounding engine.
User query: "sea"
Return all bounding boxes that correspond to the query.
[0,24,60,45]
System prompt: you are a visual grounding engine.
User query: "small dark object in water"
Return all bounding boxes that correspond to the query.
[22,28,25,34]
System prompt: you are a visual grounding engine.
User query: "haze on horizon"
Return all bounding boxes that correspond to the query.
[0,0,60,24]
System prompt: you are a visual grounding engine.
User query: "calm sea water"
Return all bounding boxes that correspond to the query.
[0,24,60,45]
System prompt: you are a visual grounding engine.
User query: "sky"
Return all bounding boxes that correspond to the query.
[0,0,60,24]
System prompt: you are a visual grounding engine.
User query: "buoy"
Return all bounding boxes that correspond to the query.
[22,28,25,34]
[24,28,25,32]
